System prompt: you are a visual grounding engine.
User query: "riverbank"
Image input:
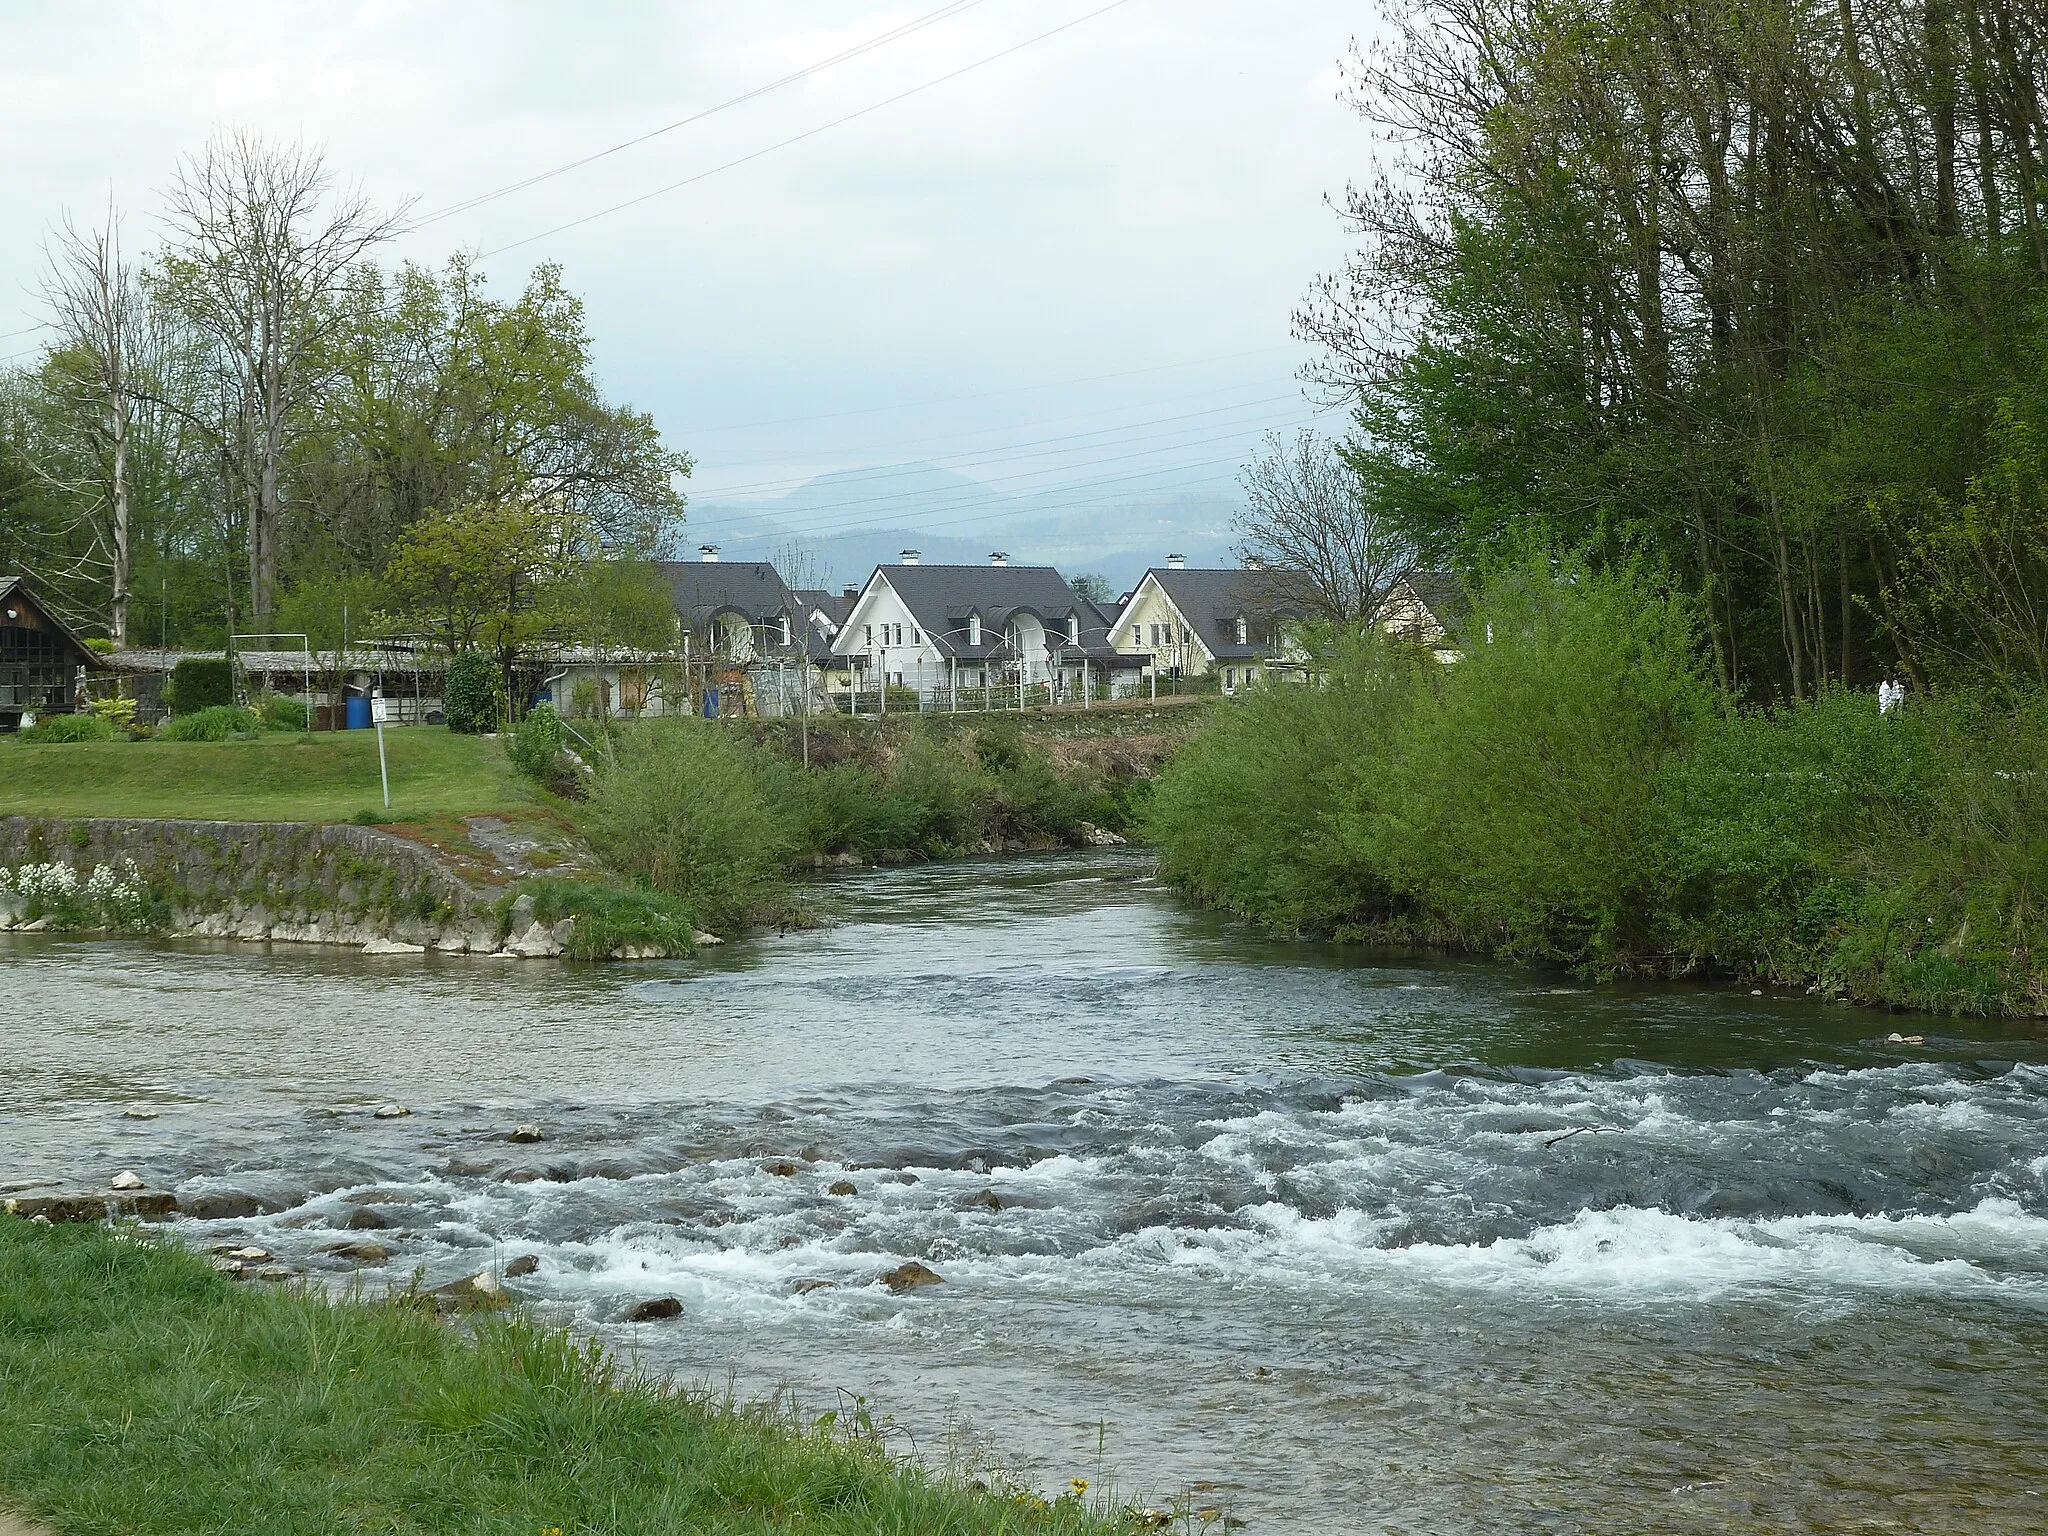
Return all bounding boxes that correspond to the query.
[1146,569,2048,1017]
[0,1217,1121,1536]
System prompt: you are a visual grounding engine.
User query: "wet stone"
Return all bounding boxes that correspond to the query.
[323,1241,393,1264]
[625,1295,683,1322]
[344,1206,393,1231]
[828,1180,859,1196]
[507,1124,545,1144]
[504,1254,540,1277]
[880,1261,944,1294]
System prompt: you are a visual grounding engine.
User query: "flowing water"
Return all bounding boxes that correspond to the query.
[5,850,2047,1533]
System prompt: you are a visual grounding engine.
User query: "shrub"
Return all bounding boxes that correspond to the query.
[257,694,309,731]
[161,705,262,742]
[165,657,233,714]
[1371,561,1718,966]
[444,652,502,734]
[583,722,793,932]
[22,713,119,743]
[518,879,698,958]
[1148,633,1422,933]
[86,695,138,731]
[508,703,567,781]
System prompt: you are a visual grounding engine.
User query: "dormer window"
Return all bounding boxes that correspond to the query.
[969,614,982,645]
[1067,614,1079,645]
[1235,614,1248,646]
[780,615,793,647]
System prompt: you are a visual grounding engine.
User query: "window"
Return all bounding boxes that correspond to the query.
[1067,614,1079,644]
[913,628,921,644]
[863,624,873,646]
[970,614,982,645]
[1130,624,1140,646]
[1234,614,1247,646]
[780,616,793,647]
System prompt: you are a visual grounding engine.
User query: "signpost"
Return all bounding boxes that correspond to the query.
[371,690,390,809]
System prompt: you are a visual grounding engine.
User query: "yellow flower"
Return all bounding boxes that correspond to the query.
[1070,1479,1090,1497]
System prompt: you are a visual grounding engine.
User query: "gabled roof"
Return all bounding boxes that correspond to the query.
[1123,566,1315,661]
[846,564,1127,661]
[1392,571,1468,632]
[794,589,857,663]
[0,576,105,667]
[655,560,799,625]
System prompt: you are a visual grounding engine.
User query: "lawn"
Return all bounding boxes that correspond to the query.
[0,728,535,824]
[0,1219,1115,1536]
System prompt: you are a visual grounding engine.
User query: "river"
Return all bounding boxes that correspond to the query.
[5,850,2047,1533]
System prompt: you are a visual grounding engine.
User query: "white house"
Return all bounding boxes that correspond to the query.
[1108,556,1316,692]
[830,551,1146,706]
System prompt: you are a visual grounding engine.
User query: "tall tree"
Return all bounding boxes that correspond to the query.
[159,132,403,625]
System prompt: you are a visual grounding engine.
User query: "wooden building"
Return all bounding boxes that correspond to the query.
[0,576,100,731]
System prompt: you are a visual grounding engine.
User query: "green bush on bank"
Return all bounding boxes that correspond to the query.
[163,656,232,714]
[507,701,567,781]
[21,712,120,743]
[517,877,700,958]
[579,717,1120,930]
[1146,563,2048,1013]
[0,1218,1117,1536]
[444,651,502,735]
[160,705,264,741]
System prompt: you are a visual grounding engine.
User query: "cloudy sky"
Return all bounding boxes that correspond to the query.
[2,2,1378,551]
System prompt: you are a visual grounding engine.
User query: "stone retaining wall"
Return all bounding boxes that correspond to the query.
[0,815,504,952]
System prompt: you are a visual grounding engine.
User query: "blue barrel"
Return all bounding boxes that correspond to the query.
[702,687,719,719]
[345,695,371,730]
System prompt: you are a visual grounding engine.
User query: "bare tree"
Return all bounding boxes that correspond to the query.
[41,204,142,643]
[159,132,404,622]
[1235,430,1414,623]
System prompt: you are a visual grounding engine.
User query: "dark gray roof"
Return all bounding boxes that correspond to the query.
[865,564,1132,662]
[1137,566,1315,661]
[794,589,856,663]
[656,560,799,625]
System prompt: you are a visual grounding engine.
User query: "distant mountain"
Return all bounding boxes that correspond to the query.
[686,462,1241,593]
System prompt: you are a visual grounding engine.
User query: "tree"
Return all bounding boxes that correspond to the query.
[159,132,404,623]
[383,503,576,668]
[1236,430,1414,623]
[1069,572,1116,605]
[39,207,140,643]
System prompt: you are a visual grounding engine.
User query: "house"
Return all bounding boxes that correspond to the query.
[830,551,1148,707]
[0,576,102,729]
[1379,571,1467,660]
[657,546,809,664]
[794,585,862,696]
[652,546,818,717]
[1107,556,1314,693]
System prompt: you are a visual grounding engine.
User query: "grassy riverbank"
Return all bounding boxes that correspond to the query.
[1147,565,2048,1015]
[0,729,533,823]
[0,1218,1117,1536]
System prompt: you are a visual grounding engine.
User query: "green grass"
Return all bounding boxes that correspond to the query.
[0,728,535,824]
[0,1218,1121,1536]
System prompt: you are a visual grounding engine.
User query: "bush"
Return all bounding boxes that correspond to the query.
[508,703,566,781]
[257,694,309,731]
[165,657,233,714]
[518,878,698,958]
[21,713,119,743]
[1148,633,1422,934]
[161,705,262,742]
[86,695,138,731]
[583,723,793,933]
[444,652,502,734]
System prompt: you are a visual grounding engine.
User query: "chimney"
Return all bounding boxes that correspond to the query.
[699,544,720,563]
[1166,553,1186,570]
[989,551,1009,567]
[900,549,921,566]
[842,584,859,600]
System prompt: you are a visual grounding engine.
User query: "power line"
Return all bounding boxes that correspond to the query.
[689,417,1313,538]
[410,0,993,228]
[479,0,1134,258]
[679,344,1300,436]
[691,395,1307,504]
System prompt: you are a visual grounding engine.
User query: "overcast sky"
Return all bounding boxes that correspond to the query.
[2,1,1378,547]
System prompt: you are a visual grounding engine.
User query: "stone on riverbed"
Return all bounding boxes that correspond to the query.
[507,1124,544,1144]
[110,1170,146,1191]
[323,1241,392,1264]
[880,1261,943,1294]
[503,1254,540,1277]
[625,1295,683,1322]
[372,1103,411,1119]
[431,1271,509,1311]
[3,1190,176,1223]
[361,937,426,955]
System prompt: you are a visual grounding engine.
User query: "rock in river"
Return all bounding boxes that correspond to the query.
[110,1170,146,1191]
[503,1253,540,1277]
[625,1295,683,1322]
[880,1261,944,1294]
